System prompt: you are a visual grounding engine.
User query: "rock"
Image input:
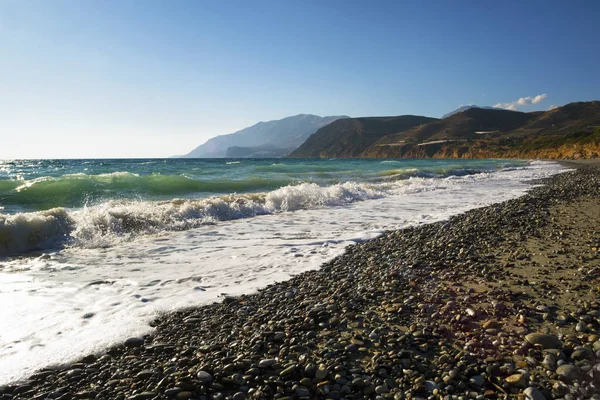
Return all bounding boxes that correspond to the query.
[135,369,154,379]
[315,365,329,381]
[124,337,145,348]
[375,384,388,394]
[197,370,213,383]
[570,348,592,360]
[536,305,550,313]
[295,386,310,397]
[506,373,526,388]
[482,320,500,329]
[280,365,296,377]
[425,380,439,393]
[258,359,277,368]
[65,369,83,379]
[470,375,485,387]
[176,392,193,400]
[164,388,182,396]
[351,377,365,388]
[542,354,556,370]
[523,387,546,400]
[525,333,561,349]
[232,392,246,400]
[556,364,581,382]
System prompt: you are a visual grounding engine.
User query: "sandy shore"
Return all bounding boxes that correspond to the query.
[2,164,599,400]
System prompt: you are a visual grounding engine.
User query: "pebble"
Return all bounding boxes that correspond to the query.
[258,359,277,368]
[523,387,546,400]
[470,375,485,387]
[525,333,562,349]
[556,364,581,382]
[482,319,500,329]
[123,337,144,348]
[197,371,213,383]
[315,365,329,381]
[506,373,526,388]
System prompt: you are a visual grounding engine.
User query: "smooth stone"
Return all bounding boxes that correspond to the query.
[375,384,388,394]
[258,359,277,368]
[523,387,546,400]
[536,305,550,313]
[295,387,310,397]
[232,392,246,400]
[351,378,365,388]
[576,322,587,332]
[425,380,439,393]
[164,388,182,396]
[65,369,83,378]
[571,348,592,360]
[176,392,193,400]
[525,333,561,349]
[556,364,581,382]
[470,375,485,387]
[135,369,154,379]
[197,370,213,383]
[315,365,329,381]
[542,354,556,370]
[482,320,500,329]
[280,365,296,377]
[505,373,526,388]
[124,337,144,348]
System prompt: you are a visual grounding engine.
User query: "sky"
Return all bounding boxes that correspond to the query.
[1,0,599,158]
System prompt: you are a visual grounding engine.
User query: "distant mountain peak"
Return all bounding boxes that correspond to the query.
[442,105,502,119]
[179,114,348,158]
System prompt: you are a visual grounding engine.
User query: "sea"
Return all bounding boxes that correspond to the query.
[0,158,568,384]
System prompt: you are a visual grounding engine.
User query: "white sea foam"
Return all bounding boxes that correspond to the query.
[0,161,569,384]
[0,177,469,254]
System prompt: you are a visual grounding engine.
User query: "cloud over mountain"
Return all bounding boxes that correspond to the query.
[495,94,548,111]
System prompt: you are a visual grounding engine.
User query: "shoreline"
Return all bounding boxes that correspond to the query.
[2,163,600,400]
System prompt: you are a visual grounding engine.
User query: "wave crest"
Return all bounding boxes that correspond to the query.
[0,180,390,255]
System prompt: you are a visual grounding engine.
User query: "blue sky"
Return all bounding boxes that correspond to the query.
[1,0,599,158]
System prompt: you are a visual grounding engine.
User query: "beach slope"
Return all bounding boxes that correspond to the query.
[3,166,600,400]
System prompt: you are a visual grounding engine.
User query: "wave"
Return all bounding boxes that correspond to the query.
[376,168,420,177]
[0,177,437,255]
[0,172,291,210]
[0,161,545,256]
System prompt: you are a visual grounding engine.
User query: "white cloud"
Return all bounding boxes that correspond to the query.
[494,102,518,111]
[548,104,558,110]
[494,93,548,111]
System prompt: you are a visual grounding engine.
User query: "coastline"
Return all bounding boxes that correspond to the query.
[2,164,600,400]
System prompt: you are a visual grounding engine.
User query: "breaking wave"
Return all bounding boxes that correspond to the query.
[0,180,398,255]
[0,161,546,256]
[0,172,291,210]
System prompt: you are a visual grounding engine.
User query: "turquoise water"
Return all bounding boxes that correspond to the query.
[0,158,526,213]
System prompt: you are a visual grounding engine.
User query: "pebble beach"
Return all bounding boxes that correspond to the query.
[2,163,599,400]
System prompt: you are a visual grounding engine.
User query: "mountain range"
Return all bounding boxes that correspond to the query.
[178,101,600,160]
[289,101,600,160]
[180,114,347,158]
[441,105,502,119]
